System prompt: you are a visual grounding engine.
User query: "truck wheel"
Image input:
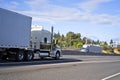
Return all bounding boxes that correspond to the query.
[16,50,24,61]
[25,51,34,61]
[55,51,60,60]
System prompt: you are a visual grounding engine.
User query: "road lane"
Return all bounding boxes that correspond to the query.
[1,56,120,80]
[0,59,120,74]
[1,55,120,67]
[0,58,81,67]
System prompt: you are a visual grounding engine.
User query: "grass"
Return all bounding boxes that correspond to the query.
[102,49,120,54]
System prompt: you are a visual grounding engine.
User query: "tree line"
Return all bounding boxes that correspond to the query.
[54,31,120,54]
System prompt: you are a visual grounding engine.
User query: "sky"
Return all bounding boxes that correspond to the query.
[0,0,120,42]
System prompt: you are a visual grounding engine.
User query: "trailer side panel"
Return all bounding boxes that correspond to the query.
[0,8,32,48]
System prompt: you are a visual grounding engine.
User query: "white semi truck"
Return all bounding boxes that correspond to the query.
[80,44,102,53]
[0,8,62,61]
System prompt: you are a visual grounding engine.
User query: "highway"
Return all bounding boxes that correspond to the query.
[0,51,120,80]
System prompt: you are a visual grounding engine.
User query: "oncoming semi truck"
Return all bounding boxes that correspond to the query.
[0,8,62,61]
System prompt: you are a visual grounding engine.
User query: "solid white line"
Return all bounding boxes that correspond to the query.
[101,72,120,80]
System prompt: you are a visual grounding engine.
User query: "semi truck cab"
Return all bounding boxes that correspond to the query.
[30,26,62,60]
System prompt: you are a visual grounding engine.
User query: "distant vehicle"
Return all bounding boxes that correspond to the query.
[0,8,62,61]
[80,44,102,53]
[80,48,88,53]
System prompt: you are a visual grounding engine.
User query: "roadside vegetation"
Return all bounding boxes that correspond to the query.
[54,31,120,54]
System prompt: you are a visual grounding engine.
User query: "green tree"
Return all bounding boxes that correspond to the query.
[54,32,61,39]
[110,39,113,47]
[82,37,87,44]
[66,31,82,48]
[66,32,74,47]
[101,42,108,50]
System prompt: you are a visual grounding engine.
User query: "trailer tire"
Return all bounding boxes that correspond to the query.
[16,50,24,61]
[25,51,34,61]
[55,51,60,60]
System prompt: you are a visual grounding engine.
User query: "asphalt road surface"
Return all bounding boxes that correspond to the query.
[1,53,120,80]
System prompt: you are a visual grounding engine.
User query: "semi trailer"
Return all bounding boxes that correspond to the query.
[0,8,62,61]
[80,44,102,53]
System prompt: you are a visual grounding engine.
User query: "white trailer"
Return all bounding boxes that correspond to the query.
[0,8,61,61]
[80,44,102,53]
[0,8,31,48]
